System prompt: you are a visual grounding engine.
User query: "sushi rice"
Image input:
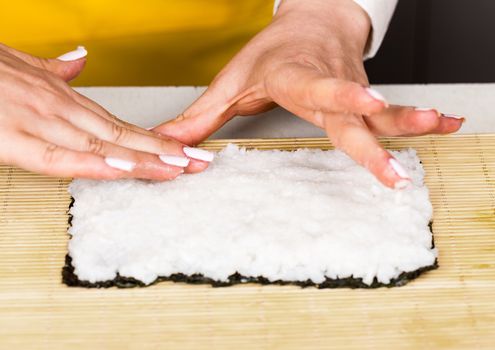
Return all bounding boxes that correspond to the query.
[68,144,436,286]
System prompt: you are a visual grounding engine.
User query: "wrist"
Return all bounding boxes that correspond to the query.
[274,0,371,57]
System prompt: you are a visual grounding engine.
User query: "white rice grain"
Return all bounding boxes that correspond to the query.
[68,145,436,285]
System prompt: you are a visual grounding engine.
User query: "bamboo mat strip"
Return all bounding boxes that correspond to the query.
[0,134,494,350]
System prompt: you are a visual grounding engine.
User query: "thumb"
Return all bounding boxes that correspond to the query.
[0,43,87,81]
[153,88,233,146]
[52,46,88,81]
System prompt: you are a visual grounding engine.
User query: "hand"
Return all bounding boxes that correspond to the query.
[154,0,464,188]
[0,44,211,180]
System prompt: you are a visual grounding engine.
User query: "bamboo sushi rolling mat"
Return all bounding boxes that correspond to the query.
[0,134,494,349]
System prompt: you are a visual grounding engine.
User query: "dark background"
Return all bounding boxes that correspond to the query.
[364,0,495,84]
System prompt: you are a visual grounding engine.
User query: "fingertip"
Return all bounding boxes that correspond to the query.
[151,119,197,146]
[442,113,466,128]
[388,157,411,179]
[367,150,409,189]
[154,126,184,141]
[386,156,412,189]
[375,166,408,189]
[364,88,389,108]
[136,158,187,181]
[442,113,466,122]
[56,46,87,62]
[185,159,210,174]
[435,114,465,134]
[46,56,86,82]
[61,58,87,81]
[394,179,413,190]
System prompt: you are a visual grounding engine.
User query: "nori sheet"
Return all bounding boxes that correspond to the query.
[62,254,438,289]
[63,198,438,289]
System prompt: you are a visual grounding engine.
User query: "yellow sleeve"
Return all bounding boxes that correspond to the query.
[1,0,271,86]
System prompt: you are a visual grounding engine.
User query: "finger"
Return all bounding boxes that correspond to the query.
[152,87,234,146]
[61,103,178,154]
[323,113,409,189]
[66,93,210,174]
[364,106,465,136]
[18,114,194,180]
[0,131,123,179]
[435,113,466,133]
[71,90,157,136]
[0,43,86,81]
[265,63,387,117]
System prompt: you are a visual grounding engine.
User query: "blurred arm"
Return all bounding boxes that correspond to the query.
[273,0,398,59]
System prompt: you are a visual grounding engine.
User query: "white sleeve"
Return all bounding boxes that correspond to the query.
[273,0,398,59]
[353,0,398,59]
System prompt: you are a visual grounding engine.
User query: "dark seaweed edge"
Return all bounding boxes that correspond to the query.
[63,199,438,289]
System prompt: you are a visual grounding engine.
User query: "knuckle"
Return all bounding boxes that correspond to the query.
[25,74,47,92]
[159,137,179,151]
[43,143,61,167]
[36,57,50,71]
[35,70,69,93]
[42,90,63,105]
[291,52,325,72]
[326,57,348,76]
[33,91,64,115]
[111,123,128,144]
[27,70,53,88]
[86,137,105,155]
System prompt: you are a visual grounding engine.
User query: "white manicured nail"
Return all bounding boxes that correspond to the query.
[443,113,464,120]
[365,88,388,105]
[159,155,190,167]
[57,46,87,61]
[395,179,412,190]
[414,107,434,112]
[183,147,214,162]
[389,158,410,179]
[104,157,136,172]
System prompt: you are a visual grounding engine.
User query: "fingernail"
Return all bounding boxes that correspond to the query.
[57,46,87,61]
[183,147,214,162]
[389,158,410,179]
[395,179,412,190]
[365,88,388,106]
[104,157,136,172]
[443,113,465,120]
[159,155,190,167]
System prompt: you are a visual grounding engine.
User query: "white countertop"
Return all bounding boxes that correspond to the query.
[77,84,495,138]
